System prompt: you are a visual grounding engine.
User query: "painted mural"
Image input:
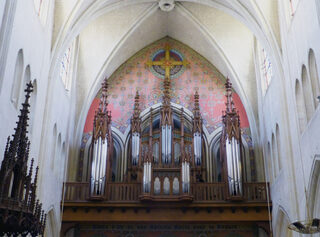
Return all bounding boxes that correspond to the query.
[83,37,250,138]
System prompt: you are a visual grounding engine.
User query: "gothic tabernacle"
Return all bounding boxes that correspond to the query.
[0,82,46,236]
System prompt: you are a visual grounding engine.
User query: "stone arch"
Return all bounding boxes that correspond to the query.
[295,79,307,133]
[308,49,320,108]
[10,49,24,106]
[301,64,314,121]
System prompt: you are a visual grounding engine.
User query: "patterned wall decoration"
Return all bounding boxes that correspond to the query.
[83,37,250,137]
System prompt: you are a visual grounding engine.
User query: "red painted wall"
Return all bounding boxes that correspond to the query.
[83,38,249,134]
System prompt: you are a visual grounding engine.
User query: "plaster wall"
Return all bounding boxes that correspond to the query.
[258,0,320,234]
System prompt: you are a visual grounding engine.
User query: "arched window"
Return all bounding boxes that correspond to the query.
[308,49,320,108]
[276,124,282,171]
[302,65,314,121]
[261,48,273,90]
[60,42,75,91]
[295,80,307,133]
[10,49,24,107]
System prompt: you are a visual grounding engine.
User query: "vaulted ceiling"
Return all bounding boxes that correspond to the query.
[50,0,282,145]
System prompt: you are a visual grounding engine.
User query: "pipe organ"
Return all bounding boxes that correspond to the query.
[87,76,248,202]
[220,78,244,199]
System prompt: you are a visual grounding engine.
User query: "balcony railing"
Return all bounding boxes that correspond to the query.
[63,182,269,203]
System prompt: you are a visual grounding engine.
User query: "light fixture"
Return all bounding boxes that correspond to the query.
[288,219,320,234]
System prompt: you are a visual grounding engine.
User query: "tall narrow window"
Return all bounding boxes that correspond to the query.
[60,42,75,91]
[261,49,273,90]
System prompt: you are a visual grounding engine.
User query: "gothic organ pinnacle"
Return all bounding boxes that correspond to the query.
[220,78,243,198]
[90,78,113,199]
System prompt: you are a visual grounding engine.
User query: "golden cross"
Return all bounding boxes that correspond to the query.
[146,44,189,78]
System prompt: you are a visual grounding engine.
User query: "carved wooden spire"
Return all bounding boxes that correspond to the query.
[93,78,111,141]
[161,76,172,126]
[222,78,241,141]
[193,91,202,133]
[0,82,46,236]
[131,91,141,133]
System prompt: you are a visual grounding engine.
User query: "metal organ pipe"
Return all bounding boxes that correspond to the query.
[194,132,202,165]
[132,133,140,165]
[226,137,242,196]
[91,137,108,196]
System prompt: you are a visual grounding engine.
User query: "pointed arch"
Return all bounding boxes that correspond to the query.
[308,49,320,108]
[295,79,307,133]
[301,65,314,121]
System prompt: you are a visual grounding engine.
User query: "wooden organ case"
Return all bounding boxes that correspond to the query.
[62,77,271,236]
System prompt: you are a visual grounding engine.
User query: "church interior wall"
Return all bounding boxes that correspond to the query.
[0,0,320,236]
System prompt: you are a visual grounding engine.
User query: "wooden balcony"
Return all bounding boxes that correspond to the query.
[63,182,269,203]
[62,181,271,229]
